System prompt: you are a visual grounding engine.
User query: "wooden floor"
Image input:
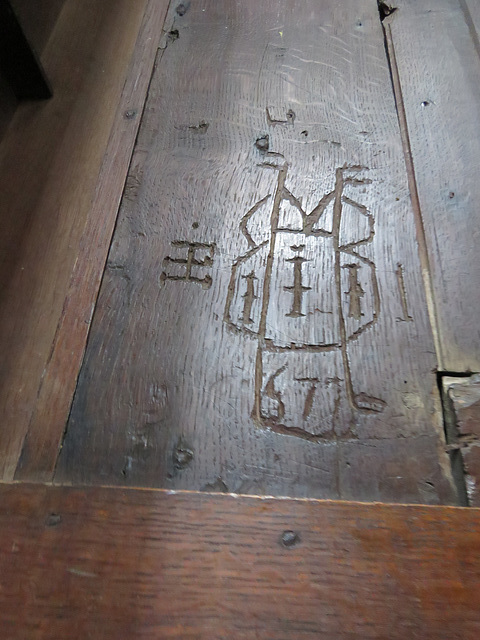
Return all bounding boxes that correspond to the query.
[1,0,480,636]
[0,0,478,504]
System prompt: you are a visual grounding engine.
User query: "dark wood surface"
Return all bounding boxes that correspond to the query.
[14,0,170,483]
[0,0,52,100]
[1,483,480,639]
[0,0,168,480]
[56,0,458,504]
[0,73,17,140]
[387,0,480,373]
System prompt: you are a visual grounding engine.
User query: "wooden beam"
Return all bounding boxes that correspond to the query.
[1,484,479,639]
[0,0,169,481]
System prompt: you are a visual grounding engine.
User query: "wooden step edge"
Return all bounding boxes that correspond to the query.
[1,482,480,639]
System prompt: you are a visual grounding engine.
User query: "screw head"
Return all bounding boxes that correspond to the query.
[281,529,300,547]
[45,513,62,527]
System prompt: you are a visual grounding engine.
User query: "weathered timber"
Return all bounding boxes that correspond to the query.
[55,0,457,503]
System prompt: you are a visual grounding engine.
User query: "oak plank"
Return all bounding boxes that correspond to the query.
[0,0,168,480]
[11,0,171,483]
[56,0,457,503]
[387,0,480,372]
[1,484,480,639]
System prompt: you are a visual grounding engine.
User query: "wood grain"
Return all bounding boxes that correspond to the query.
[12,0,170,483]
[0,0,169,480]
[56,0,458,504]
[1,483,480,639]
[387,0,480,372]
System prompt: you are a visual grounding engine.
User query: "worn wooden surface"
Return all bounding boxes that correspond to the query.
[56,0,457,504]
[1,484,480,639]
[444,375,480,506]
[387,0,480,372]
[0,0,168,480]
[14,0,170,483]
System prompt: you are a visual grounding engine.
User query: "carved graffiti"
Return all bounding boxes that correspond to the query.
[161,241,215,289]
[343,263,365,320]
[284,246,311,318]
[224,157,386,440]
[241,271,258,324]
[396,263,413,322]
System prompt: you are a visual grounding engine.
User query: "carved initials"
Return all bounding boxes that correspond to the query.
[161,241,215,289]
[284,246,311,318]
[241,271,258,324]
[343,263,364,320]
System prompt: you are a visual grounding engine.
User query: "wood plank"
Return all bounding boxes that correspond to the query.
[0,0,168,480]
[56,0,458,504]
[386,0,480,372]
[1,484,480,639]
[13,0,170,483]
